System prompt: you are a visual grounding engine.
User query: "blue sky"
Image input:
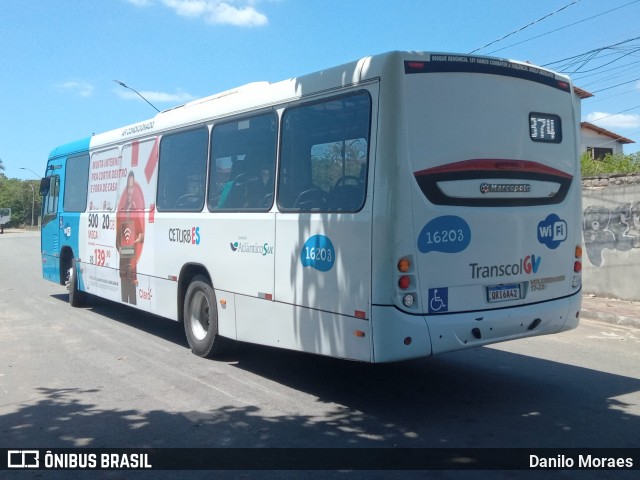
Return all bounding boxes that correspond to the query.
[2,0,640,179]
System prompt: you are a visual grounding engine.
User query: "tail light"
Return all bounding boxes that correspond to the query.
[572,245,582,288]
[397,256,417,308]
[574,245,582,273]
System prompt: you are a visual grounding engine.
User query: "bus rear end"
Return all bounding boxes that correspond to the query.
[372,53,582,362]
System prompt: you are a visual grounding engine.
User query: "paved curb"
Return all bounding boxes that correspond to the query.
[580,295,640,330]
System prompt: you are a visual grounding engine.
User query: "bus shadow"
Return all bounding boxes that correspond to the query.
[45,292,640,450]
[228,340,640,448]
[50,293,188,348]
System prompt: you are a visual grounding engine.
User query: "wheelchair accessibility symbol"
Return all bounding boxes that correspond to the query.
[428,288,448,314]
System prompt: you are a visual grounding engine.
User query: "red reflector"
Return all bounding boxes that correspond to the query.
[494,161,523,170]
[354,330,366,337]
[398,276,411,290]
[574,261,582,273]
[355,310,366,319]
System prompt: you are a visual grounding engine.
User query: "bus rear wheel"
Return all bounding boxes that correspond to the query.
[183,275,227,358]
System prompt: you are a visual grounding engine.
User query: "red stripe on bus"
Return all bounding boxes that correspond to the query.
[414,159,573,179]
[144,138,159,184]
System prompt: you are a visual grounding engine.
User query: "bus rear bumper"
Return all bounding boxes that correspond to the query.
[371,292,581,362]
[371,305,433,362]
[427,292,581,356]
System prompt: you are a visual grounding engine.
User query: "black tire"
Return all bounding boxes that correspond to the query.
[183,275,227,358]
[67,258,87,307]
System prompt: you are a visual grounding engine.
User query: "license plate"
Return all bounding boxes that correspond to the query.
[487,284,521,303]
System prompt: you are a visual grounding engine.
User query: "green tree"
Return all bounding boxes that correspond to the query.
[581,152,640,176]
[0,176,41,227]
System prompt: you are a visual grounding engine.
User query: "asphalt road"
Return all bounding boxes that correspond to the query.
[1,231,638,479]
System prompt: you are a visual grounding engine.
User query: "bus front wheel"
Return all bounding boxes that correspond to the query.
[183,275,226,358]
[66,258,86,307]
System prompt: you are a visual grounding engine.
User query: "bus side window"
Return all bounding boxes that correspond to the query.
[157,127,208,212]
[43,176,59,217]
[209,112,277,211]
[278,92,371,212]
[63,154,90,212]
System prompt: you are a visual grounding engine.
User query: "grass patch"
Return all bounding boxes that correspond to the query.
[581,153,640,177]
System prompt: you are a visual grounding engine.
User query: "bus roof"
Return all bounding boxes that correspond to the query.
[48,137,91,161]
[86,51,570,149]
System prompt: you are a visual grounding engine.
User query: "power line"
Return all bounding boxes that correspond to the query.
[543,35,640,67]
[586,106,640,123]
[578,63,640,88]
[565,47,640,75]
[574,59,640,81]
[541,37,640,76]
[587,88,637,104]
[487,0,640,55]
[469,0,582,54]
[592,76,640,93]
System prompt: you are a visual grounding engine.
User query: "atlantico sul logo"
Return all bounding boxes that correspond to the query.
[230,241,273,256]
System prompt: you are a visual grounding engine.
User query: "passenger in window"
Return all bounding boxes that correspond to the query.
[217,159,246,208]
[246,165,273,208]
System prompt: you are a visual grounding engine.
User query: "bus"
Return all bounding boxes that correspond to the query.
[40,51,583,362]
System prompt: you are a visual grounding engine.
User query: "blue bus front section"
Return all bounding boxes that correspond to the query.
[41,138,91,285]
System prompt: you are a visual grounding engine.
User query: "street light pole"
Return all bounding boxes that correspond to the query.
[20,167,41,178]
[26,183,34,227]
[113,80,160,113]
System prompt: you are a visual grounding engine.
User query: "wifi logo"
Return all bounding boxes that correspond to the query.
[537,213,567,250]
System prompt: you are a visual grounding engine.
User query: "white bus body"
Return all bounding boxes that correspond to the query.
[41,51,582,362]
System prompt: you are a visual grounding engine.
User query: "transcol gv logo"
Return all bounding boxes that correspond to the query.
[469,254,541,279]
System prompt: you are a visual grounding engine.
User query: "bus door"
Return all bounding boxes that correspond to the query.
[273,90,375,355]
[40,170,62,283]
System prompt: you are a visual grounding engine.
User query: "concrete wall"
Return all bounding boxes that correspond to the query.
[582,173,640,300]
